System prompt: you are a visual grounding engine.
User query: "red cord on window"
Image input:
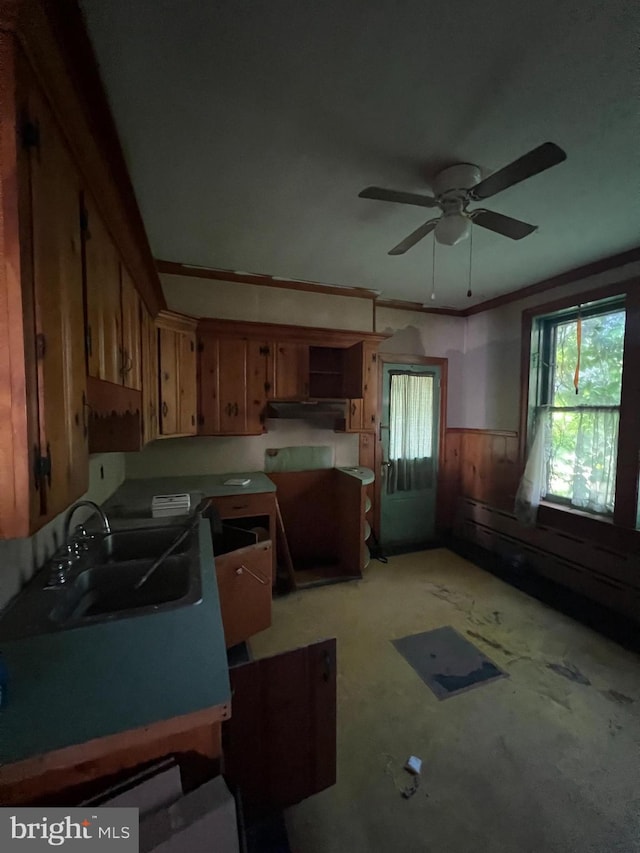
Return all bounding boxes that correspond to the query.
[573,309,582,395]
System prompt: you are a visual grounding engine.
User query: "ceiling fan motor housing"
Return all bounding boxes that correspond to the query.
[432,163,482,198]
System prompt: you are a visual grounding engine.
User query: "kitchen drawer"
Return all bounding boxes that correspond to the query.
[210,492,276,519]
[215,540,272,648]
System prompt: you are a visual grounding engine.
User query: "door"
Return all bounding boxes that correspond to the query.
[380,362,440,550]
[224,638,336,809]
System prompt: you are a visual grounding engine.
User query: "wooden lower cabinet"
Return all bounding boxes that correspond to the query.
[215,541,272,648]
[209,492,278,581]
[224,638,337,809]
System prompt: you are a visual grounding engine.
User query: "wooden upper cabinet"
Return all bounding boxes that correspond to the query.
[0,55,89,537]
[198,333,265,436]
[343,341,379,432]
[270,342,309,400]
[178,330,197,434]
[83,194,121,385]
[157,312,197,437]
[140,304,159,444]
[120,265,142,391]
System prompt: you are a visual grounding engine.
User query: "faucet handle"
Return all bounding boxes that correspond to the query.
[47,558,72,587]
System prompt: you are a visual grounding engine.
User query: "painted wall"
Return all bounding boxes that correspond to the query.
[461,260,640,430]
[0,454,126,610]
[376,307,466,427]
[125,420,358,479]
[161,274,375,332]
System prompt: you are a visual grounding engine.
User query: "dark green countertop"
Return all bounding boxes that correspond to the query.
[0,520,229,768]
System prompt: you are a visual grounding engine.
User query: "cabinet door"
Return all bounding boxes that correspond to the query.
[141,306,158,444]
[83,194,121,385]
[215,540,272,648]
[346,398,364,431]
[178,330,197,435]
[224,638,337,809]
[342,342,365,398]
[158,327,179,435]
[218,337,248,433]
[120,264,142,391]
[271,342,309,400]
[28,81,88,518]
[246,340,269,433]
[361,342,379,431]
[198,332,220,434]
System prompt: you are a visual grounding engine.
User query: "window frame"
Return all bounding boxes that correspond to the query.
[519,278,640,530]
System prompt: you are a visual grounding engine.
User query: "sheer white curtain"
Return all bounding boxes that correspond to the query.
[387,373,434,493]
[515,406,619,525]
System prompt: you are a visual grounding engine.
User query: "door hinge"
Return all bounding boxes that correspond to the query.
[35,333,46,359]
[22,119,40,150]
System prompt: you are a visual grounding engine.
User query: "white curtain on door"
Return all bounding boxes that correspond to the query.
[387,373,434,493]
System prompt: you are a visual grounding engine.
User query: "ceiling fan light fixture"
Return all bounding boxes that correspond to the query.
[434,213,471,246]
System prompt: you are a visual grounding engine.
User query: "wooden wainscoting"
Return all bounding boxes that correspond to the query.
[441,428,640,621]
[440,429,520,528]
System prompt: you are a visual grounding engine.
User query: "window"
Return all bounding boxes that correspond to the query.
[529,298,625,515]
[387,372,434,492]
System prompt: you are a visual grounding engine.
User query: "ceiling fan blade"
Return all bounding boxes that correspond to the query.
[388,218,439,255]
[469,142,566,201]
[359,186,439,209]
[471,208,537,240]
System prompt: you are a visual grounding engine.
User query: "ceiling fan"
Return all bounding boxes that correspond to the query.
[359,142,567,253]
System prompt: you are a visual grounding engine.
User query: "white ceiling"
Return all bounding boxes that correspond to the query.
[80,0,640,309]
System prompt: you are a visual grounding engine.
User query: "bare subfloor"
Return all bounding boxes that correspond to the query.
[250,549,640,853]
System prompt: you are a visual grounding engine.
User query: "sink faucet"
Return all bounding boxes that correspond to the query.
[63,500,111,542]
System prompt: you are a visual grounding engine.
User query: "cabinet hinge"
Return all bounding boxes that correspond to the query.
[85,325,93,358]
[197,341,204,352]
[35,333,46,359]
[34,444,52,489]
[259,345,270,356]
[198,414,204,426]
[21,119,40,149]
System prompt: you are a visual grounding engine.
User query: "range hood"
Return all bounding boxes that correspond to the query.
[266,399,347,423]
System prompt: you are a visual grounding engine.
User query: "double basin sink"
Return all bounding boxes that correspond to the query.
[0,525,202,642]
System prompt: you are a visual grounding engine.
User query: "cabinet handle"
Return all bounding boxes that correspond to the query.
[233,402,239,416]
[191,414,195,426]
[235,565,269,585]
[82,391,89,439]
[351,402,356,416]
[162,401,168,418]
[231,504,249,510]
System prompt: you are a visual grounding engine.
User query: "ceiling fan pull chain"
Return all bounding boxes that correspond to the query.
[467,225,473,298]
